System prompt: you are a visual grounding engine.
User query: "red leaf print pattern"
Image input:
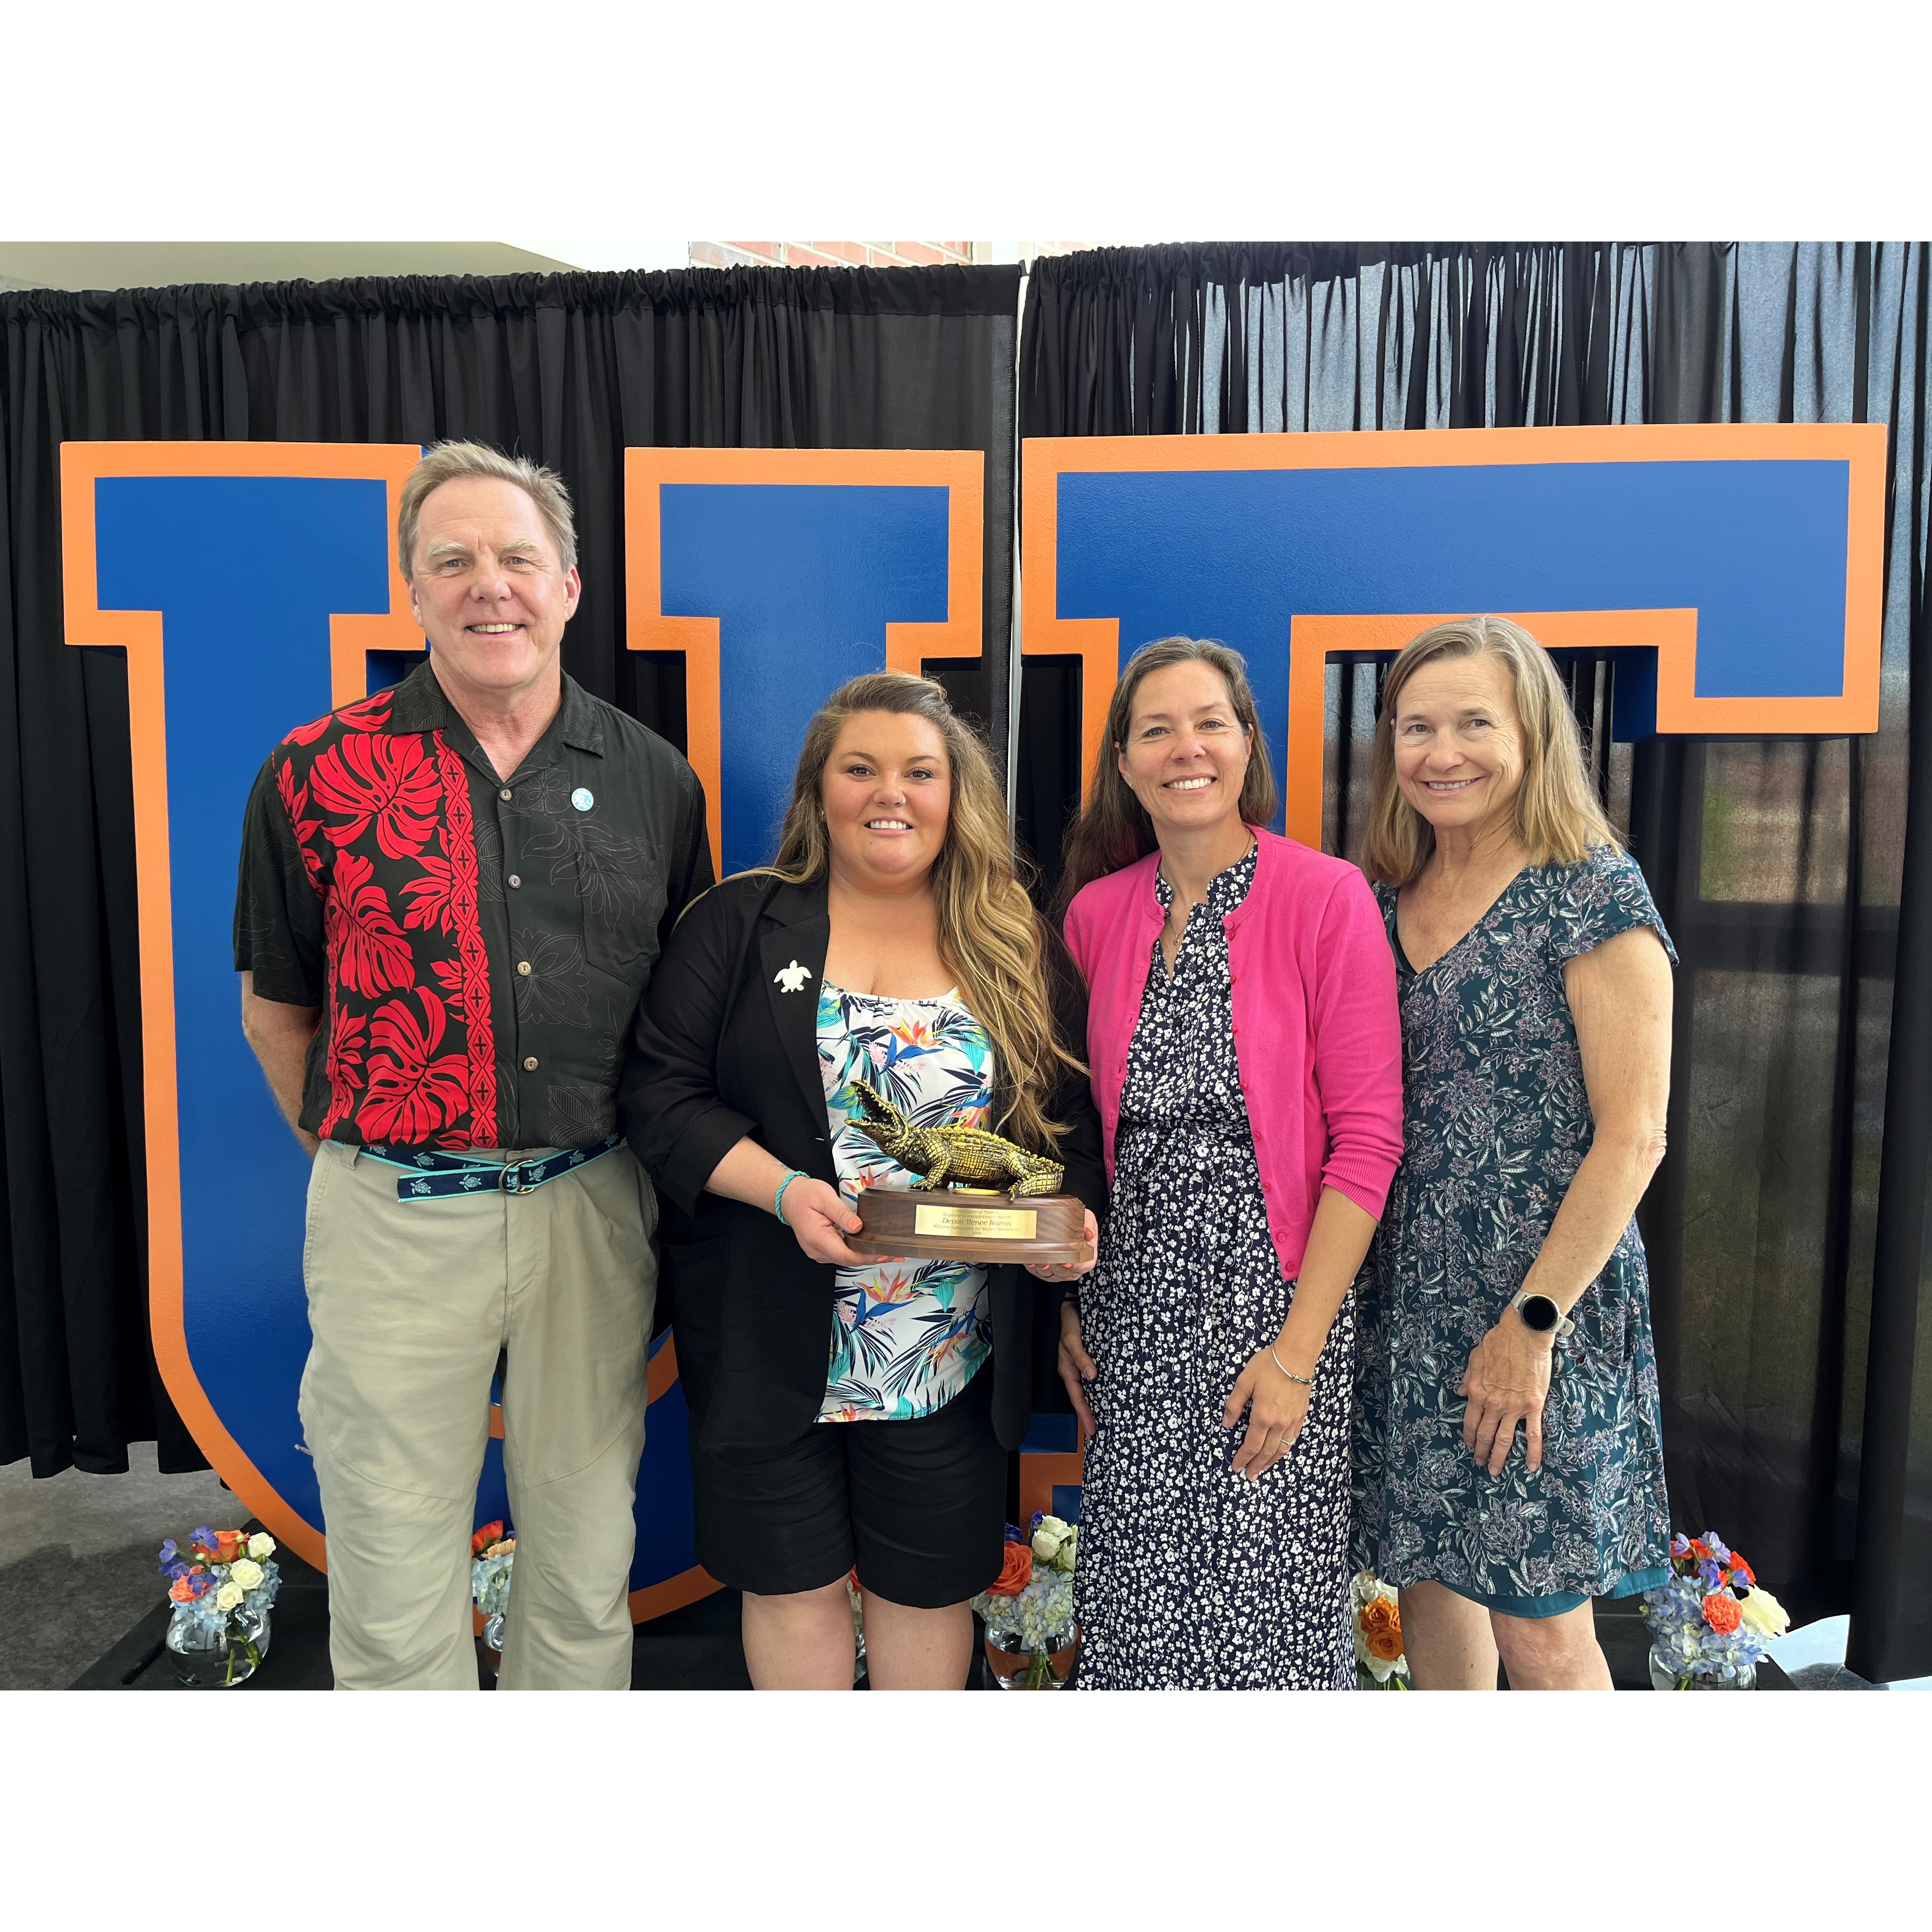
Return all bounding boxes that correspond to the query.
[361,988,470,1143]
[401,852,458,934]
[310,733,440,859]
[431,958,466,998]
[280,714,333,748]
[336,690,394,733]
[325,1010,367,1092]
[276,758,325,887]
[325,851,413,996]
[434,732,496,1143]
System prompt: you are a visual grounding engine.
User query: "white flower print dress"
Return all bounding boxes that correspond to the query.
[1074,846,1357,1690]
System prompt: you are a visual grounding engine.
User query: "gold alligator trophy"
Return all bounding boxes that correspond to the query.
[841,1078,1092,1266]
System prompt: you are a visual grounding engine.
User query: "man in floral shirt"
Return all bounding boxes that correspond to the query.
[234,441,711,1690]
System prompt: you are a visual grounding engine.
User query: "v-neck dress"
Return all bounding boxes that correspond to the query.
[1074,845,1357,1690]
[1350,846,1675,1609]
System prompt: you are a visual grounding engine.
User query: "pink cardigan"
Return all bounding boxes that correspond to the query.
[1063,828,1404,1284]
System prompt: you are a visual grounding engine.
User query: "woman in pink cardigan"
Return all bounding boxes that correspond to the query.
[1055,637,1403,1689]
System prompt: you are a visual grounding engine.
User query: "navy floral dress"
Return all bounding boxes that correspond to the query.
[1075,845,1357,1690]
[1351,846,1674,1607]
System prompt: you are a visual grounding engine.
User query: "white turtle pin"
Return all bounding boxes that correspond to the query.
[773,960,814,993]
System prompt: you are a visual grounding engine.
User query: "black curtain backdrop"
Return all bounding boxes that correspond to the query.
[0,264,1019,1482]
[1018,241,1932,1681]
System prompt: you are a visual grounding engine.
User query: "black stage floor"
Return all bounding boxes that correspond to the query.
[70,1522,1793,1691]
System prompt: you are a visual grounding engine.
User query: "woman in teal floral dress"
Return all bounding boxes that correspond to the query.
[1351,618,1676,1691]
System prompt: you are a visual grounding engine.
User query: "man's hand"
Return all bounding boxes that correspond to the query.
[239,973,321,1157]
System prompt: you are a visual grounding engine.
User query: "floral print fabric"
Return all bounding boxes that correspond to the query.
[1351,846,1676,1601]
[1074,845,1357,1690]
[234,661,710,1151]
[815,983,994,1423]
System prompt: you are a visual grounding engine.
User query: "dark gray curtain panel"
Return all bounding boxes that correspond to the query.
[1018,241,1932,1681]
[0,263,1020,1482]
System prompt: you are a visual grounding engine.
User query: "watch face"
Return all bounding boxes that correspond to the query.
[1518,1293,1560,1333]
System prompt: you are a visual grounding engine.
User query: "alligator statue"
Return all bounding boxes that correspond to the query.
[845,1078,1064,1197]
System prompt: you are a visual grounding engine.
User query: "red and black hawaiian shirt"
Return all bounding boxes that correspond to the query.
[234,658,712,1151]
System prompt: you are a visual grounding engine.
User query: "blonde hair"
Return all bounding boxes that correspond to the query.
[766,672,1081,1151]
[1362,615,1617,886]
[397,440,577,578]
[1054,636,1277,914]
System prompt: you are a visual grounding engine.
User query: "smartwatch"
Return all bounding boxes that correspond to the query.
[1510,1288,1574,1339]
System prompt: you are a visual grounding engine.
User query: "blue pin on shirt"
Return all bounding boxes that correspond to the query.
[571,788,595,812]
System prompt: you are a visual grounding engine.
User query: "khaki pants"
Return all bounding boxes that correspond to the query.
[299,1139,656,1690]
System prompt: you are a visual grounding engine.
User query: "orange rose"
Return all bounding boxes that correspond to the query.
[1701,1591,1743,1635]
[1359,1597,1404,1663]
[169,1576,196,1603]
[984,1541,1034,1597]
[471,1520,506,1556]
[215,1530,242,1560]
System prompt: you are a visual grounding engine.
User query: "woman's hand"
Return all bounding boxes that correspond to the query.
[1026,1209,1099,1283]
[1459,1319,1554,1474]
[1223,1349,1313,1482]
[779,1177,872,1266]
[1057,1299,1098,1445]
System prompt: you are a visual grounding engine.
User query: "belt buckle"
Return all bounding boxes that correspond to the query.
[501,1162,527,1195]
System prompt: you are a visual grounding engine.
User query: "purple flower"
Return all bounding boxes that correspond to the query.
[1702,1530,1732,1564]
[1669,1533,1690,1559]
[1697,1560,1723,1591]
[190,1526,215,1550]
[159,1539,178,1564]
[1003,1524,1025,1543]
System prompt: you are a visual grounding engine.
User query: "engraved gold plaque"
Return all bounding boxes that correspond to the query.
[913,1203,1039,1241]
[848,1186,1090,1266]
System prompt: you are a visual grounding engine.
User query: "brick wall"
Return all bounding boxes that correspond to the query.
[690,241,988,270]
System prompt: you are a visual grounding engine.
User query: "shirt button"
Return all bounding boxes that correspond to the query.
[517,961,532,976]
[522,1056,539,1071]
[507,874,521,888]
[500,788,513,802]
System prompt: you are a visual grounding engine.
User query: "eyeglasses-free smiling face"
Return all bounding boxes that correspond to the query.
[821,710,953,891]
[405,475,581,704]
[1116,660,1253,836]
[1391,651,1527,839]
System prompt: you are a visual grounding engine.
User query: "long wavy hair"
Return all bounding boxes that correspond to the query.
[1361,615,1618,885]
[764,672,1081,1152]
[1053,636,1277,914]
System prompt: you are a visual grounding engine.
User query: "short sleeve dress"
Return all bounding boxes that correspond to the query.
[1350,846,1675,1609]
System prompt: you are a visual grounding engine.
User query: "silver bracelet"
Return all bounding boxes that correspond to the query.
[1269,1345,1313,1388]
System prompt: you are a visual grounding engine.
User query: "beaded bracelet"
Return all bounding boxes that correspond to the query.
[1269,1344,1313,1388]
[774,1169,808,1225]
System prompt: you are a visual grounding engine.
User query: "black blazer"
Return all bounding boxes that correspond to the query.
[620,871,1105,1453]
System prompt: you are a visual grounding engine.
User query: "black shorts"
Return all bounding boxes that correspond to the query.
[689,1366,1006,1608]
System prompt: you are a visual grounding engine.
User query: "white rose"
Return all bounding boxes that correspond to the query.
[229,1558,264,1591]
[215,1581,244,1612]
[1736,1586,1789,1639]
[247,1533,275,1562]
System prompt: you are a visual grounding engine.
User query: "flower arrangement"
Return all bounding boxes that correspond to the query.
[157,1527,281,1685]
[1641,1529,1790,1689]
[970,1513,1079,1688]
[1351,1572,1410,1689]
[471,1520,516,1621]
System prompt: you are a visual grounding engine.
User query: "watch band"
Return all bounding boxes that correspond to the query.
[1511,1288,1575,1339]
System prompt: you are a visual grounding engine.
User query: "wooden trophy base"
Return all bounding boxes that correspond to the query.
[847,1187,1092,1267]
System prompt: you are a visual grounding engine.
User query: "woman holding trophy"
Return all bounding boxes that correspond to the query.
[1055,637,1403,1689]
[623,672,1102,1690]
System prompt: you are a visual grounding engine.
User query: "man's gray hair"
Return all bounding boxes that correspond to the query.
[397,440,577,579]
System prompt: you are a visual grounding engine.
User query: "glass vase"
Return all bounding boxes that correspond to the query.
[1647,1645,1756,1691]
[165,1605,271,1688]
[982,1626,1081,1689]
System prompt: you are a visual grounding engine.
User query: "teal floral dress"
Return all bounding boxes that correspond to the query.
[815,982,994,1422]
[1350,847,1674,1608]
